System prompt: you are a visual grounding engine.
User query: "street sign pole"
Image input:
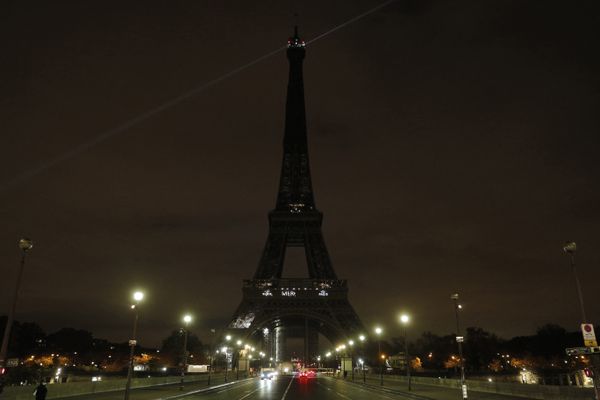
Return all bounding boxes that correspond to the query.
[563,243,599,400]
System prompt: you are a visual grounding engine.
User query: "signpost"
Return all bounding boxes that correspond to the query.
[6,359,18,367]
[582,324,598,347]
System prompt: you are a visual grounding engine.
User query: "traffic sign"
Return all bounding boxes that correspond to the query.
[581,324,598,347]
[6,359,18,367]
[565,346,600,356]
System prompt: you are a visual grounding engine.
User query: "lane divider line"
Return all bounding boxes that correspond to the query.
[322,376,434,400]
[237,385,262,400]
[160,378,254,400]
[317,380,353,400]
[280,376,295,400]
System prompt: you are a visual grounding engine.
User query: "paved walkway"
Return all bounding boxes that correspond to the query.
[336,375,539,400]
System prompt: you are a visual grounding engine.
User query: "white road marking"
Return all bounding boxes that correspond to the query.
[316,380,354,400]
[318,378,398,400]
[280,376,295,400]
[238,386,261,400]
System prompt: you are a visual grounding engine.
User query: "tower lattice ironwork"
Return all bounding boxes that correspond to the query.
[229,29,364,363]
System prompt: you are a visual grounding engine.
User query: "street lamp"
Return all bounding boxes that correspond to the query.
[206,328,217,386]
[236,341,243,380]
[563,242,587,323]
[180,314,192,390]
[221,346,229,382]
[124,291,144,400]
[451,293,467,400]
[358,334,366,383]
[563,242,600,400]
[0,238,33,369]
[400,314,411,391]
[374,326,383,386]
[348,340,355,381]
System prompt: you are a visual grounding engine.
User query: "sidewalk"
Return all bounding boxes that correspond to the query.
[1,373,246,400]
[335,375,539,400]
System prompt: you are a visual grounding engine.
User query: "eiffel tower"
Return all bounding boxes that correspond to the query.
[229,28,364,364]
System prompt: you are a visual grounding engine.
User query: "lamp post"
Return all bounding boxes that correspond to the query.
[124,291,144,400]
[348,340,355,381]
[0,238,33,369]
[400,314,411,391]
[359,335,366,383]
[207,329,216,386]
[374,327,383,385]
[236,341,242,380]
[563,242,587,323]
[563,242,600,400]
[179,314,192,390]
[339,344,347,378]
[451,293,467,400]
[221,346,228,382]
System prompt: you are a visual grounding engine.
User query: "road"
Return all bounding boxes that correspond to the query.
[185,376,419,400]
[59,375,539,400]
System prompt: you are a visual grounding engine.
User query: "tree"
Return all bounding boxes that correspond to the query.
[464,327,501,371]
[10,321,46,358]
[160,330,204,366]
[46,328,93,354]
[411,331,456,371]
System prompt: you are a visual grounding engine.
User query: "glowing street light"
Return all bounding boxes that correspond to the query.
[356,334,367,383]
[180,314,193,390]
[374,326,383,385]
[221,345,229,382]
[124,290,144,400]
[348,340,356,381]
[451,293,467,400]
[400,314,412,391]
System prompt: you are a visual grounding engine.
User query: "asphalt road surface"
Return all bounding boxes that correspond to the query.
[62,375,538,400]
[183,376,537,400]
[185,376,418,400]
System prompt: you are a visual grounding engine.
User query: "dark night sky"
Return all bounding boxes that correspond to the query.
[1,0,600,347]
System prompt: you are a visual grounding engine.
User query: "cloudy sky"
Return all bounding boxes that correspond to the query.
[1,0,599,347]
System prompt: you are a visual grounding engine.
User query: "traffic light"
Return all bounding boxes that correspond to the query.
[584,368,593,378]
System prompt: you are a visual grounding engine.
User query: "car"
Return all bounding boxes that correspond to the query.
[260,368,277,380]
